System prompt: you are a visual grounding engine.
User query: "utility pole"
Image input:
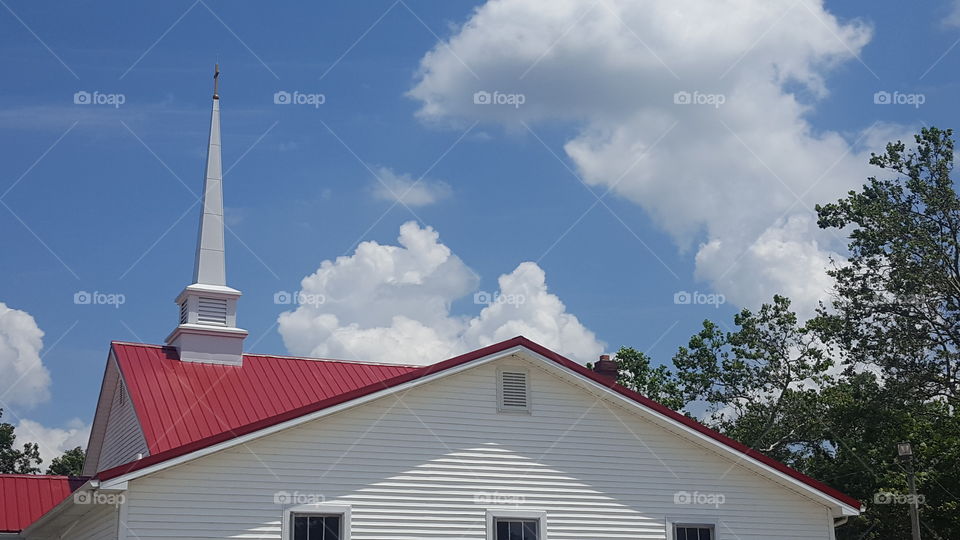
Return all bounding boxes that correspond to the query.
[897,442,921,540]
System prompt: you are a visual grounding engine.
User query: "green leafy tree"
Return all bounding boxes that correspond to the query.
[612,346,685,410]
[0,408,41,474]
[46,446,85,476]
[814,126,960,538]
[671,295,833,459]
[816,127,960,405]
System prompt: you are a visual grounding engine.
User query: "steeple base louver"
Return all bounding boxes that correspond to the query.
[166,283,247,366]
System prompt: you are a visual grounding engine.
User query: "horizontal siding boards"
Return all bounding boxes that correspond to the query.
[123,356,832,539]
[98,378,148,471]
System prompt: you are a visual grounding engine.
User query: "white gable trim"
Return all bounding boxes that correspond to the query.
[98,345,859,517]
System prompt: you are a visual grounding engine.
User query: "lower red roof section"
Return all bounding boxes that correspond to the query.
[0,475,86,532]
[112,342,418,455]
[100,337,861,511]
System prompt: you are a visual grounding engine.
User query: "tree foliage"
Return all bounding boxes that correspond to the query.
[613,346,684,410]
[46,446,85,476]
[816,127,960,405]
[0,409,41,474]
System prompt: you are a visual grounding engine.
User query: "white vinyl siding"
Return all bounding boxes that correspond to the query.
[120,355,835,539]
[97,377,148,471]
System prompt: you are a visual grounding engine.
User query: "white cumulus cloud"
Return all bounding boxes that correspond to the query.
[0,302,51,408]
[371,166,452,207]
[0,301,92,469]
[278,221,604,364]
[408,0,897,316]
[16,418,90,469]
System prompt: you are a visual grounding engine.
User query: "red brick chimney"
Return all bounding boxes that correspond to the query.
[592,354,618,382]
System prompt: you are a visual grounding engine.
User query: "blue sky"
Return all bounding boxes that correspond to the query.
[1,0,957,460]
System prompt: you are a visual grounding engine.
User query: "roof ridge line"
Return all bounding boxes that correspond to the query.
[110,340,420,367]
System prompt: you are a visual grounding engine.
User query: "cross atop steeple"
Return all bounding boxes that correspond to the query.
[165,66,247,366]
[213,63,220,99]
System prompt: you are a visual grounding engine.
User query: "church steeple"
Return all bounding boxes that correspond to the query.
[165,65,247,365]
[193,64,225,286]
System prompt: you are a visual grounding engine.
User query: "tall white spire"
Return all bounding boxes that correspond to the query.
[166,65,247,366]
[193,68,226,286]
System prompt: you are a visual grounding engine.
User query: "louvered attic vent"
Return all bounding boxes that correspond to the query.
[197,297,228,326]
[498,369,530,412]
[178,300,188,325]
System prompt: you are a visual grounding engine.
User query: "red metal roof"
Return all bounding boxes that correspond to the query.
[0,475,86,532]
[111,342,418,455]
[100,337,861,511]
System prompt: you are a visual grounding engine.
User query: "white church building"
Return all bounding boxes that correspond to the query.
[0,72,861,540]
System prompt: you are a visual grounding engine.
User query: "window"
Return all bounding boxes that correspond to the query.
[291,515,341,540]
[495,519,539,540]
[485,510,545,540]
[282,504,350,540]
[674,524,715,540]
[498,369,530,412]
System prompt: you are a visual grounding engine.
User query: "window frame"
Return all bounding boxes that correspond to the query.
[496,367,532,414]
[485,509,547,540]
[281,503,351,540]
[666,518,718,540]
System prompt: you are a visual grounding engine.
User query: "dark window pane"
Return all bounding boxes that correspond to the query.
[308,516,324,539]
[510,521,522,540]
[497,520,509,540]
[522,520,537,540]
[700,527,713,540]
[324,516,341,540]
[292,516,308,540]
[676,527,687,540]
